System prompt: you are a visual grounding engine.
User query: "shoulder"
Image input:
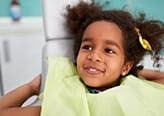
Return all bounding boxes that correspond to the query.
[121,75,164,90]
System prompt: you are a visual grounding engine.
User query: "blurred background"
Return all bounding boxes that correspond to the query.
[0,0,163,99]
[0,0,42,17]
[0,0,45,97]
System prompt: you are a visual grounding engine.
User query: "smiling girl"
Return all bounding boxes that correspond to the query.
[0,1,164,116]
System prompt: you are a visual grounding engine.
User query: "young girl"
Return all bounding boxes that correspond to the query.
[0,1,164,116]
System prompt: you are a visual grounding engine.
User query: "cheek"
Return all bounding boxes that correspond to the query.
[76,53,81,66]
[76,51,86,64]
[106,58,125,75]
[76,52,84,70]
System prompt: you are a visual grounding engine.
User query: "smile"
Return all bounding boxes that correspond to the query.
[84,66,104,75]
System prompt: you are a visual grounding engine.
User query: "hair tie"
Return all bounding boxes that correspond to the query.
[135,27,152,51]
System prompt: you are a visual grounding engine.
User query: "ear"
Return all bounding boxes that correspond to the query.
[121,61,134,76]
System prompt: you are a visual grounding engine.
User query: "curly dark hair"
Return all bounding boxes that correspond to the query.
[64,1,164,75]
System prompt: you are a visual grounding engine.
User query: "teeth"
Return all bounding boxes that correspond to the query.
[85,67,103,74]
[89,68,97,72]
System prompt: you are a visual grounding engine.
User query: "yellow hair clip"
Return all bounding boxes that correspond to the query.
[135,27,152,51]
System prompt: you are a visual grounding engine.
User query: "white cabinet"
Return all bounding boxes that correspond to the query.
[0,18,45,95]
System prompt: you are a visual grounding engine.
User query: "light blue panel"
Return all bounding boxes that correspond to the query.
[0,0,11,16]
[130,0,164,21]
[0,0,42,17]
[19,0,42,16]
[96,0,164,21]
[94,0,126,9]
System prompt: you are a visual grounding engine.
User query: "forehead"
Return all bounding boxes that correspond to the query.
[82,21,123,44]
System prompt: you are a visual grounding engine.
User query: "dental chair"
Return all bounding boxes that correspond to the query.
[41,0,75,91]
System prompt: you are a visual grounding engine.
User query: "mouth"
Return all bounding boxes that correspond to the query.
[84,66,105,75]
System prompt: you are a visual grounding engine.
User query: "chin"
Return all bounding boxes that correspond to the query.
[83,79,102,88]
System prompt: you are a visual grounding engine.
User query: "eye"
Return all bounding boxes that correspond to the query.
[82,45,92,50]
[104,48,115,54]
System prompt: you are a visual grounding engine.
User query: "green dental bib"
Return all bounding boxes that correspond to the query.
[41,57,164,116]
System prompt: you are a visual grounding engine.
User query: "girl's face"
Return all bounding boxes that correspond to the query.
[76,21,133,90]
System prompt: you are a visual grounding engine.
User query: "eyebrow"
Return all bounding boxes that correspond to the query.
[82,37,121,50]
[105,40,121,50]
[82,37,92,42]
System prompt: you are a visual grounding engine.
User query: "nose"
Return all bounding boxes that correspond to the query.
[87,50,103,62]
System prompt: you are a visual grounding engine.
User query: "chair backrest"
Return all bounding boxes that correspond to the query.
[41,0,90,91]
[42,0,79,58]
